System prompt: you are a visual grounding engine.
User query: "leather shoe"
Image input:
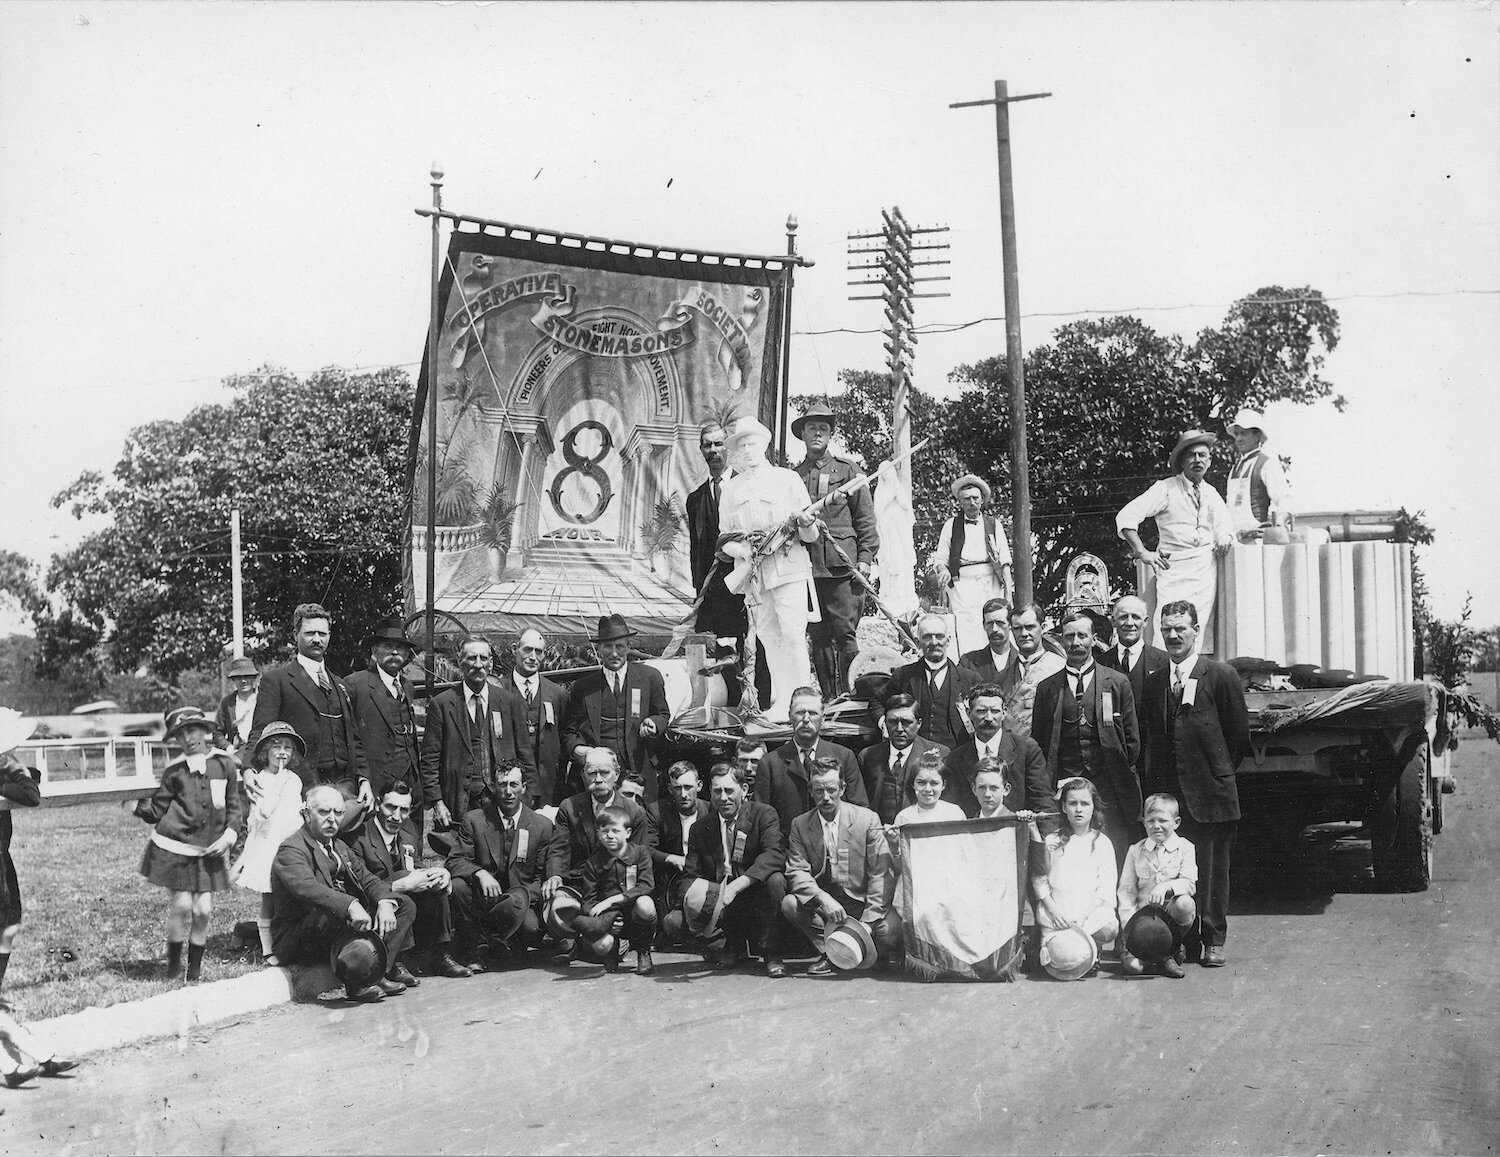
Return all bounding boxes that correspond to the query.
[431,953,472,979]
[3,1066,40,1088]
[39,1057,80,1077]
[376,976,407,996]
[388,961,420,987]
[1121,954,1146,976]
[345,985,385,1004]
[711,950,740,972]
[635,949,655,976]
[806,955,836,978]
[765,957,786,979]
[1159,957,1186,979]
[1201,945,1226,968]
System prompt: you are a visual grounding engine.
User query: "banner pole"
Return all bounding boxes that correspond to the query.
[778,214,798,461]
[425,163,444,702]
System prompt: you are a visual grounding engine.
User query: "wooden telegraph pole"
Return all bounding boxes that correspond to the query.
[950,80,1050,607]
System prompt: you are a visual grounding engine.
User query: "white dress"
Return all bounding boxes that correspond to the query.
[230,768,306,893]
[1035,830,1118,936]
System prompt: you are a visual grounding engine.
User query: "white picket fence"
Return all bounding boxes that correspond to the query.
[2,737,169,808]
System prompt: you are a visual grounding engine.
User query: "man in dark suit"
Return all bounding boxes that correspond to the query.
[447,761,554,966]
[650,761,709,936]
[270,785,416,1002]
[344,617,421,806]
[542,750,657,932]
[1140,599,1251,968]
[251,602,372,829]
[508,628,570,808]
[944,683,1051,817]
[958,598,1023,701]
[683,763,785,973]
[1031,609,1143,861]
[793,402,879,699]
[858,693,950,825]
[890,613,980,751]
[1097,594,1170,710]
[348,780,471,981]
[685,423,748,646]
[753,686,869,841]
[419,636,533,831]
[563,615,670,801]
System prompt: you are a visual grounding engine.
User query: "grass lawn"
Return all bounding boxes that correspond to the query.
[5,802,265,1020]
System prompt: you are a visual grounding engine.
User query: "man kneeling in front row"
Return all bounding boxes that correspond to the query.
[781,760,901,976]
[271,785,417,1002]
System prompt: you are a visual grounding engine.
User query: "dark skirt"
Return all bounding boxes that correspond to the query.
[0,854,20,926]
[140,842,230,893]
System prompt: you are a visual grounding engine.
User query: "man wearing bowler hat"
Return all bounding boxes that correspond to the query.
[271,785,416,1003]
[215,656,260,762]
[793,402,879,700]
[929,473,1013,654]
[563,615,670,802]
[345,616,422,811]
[1116,430,1235,645]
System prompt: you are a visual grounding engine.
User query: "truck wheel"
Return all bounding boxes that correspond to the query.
[1430,774,1445,836]
[1372,748,1432,892]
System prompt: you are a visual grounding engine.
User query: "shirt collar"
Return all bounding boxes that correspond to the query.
[1148,832,1186,854]
[1065,661,1095,678]
[378,668,401,698]
[184,753,208,775]
[924,660,947,673]
[295,653,325,680]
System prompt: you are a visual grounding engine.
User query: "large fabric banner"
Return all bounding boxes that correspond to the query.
[900,816,1029,982]
[409,229,789,639]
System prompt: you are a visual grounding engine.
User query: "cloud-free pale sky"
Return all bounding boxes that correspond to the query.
[2,1,1495,627]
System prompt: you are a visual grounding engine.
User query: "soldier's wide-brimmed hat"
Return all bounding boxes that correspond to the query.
[824,917,877,971]
[1225,408,1268,439]
[163,706,215,741]
[950,474,992,502]
[364,614,416,652]
[723,416,774,453]
[1122,903,1184,964]
[330,931,388,990]
[1040,926,1097,981]
[253,720,307,759]
[791,402,838,440]
[224,657,258,679]
[591,614,636,644]
[1168,430,1218,472]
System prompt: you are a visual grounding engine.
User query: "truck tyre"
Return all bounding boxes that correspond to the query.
[1372,748,1432,892]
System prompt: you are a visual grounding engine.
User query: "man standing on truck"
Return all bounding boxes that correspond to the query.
[1116,431,1235,644]
[1140,599,1249,968]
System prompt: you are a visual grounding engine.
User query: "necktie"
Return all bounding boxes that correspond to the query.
[928,667,940,700]
[722,819,735,879]
[1120,645,1130,670]
[1172,666,1185,697]
[711,477,720,510]
[524,679,535,706]
[1074,671,1087,699]
[472,695,489,777]
[316,666,331,692]
[802,748,816,780]
[892,750,905,783]
[1191,481,1202,511]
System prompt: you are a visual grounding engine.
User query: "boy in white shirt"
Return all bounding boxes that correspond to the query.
[1118,793,1198,978]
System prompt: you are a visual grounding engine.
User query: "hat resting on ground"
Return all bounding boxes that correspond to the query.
[824,918,877,971]
[364,614,416,651]
[1225,408,1268,440]
[1168,430,1218,473]
[224,657,258,679]
[253,720,306,760]
[1039,926,1097,980]
[950,474,992,503]
[591,614,636,644]
[791,402,838,441]
[164,706,215,741]
[331,931,388,990]
[1122,903,1184,964]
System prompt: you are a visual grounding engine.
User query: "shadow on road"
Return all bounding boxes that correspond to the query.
[1232,822,1390,916]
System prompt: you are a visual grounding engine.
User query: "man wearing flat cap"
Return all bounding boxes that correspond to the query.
[793,403,879,701]
[1116,431,1235,646]
[345,616,422,812]
[563,615,671,802]
[1224,409,1291,541]
[929,473,1013,654]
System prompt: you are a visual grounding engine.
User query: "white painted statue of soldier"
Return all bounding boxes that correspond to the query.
[717,418,821,721]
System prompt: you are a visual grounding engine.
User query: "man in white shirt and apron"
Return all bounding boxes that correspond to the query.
[1224,409,1291,541]
[929,474,1013,654]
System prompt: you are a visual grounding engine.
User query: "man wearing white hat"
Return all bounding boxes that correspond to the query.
[929,474,1013,653]
[1224,409,1291,540]
[1115,431,1235,646]
[717,417,822,720]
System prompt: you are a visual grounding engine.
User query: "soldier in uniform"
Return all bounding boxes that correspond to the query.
[792,403,879,700]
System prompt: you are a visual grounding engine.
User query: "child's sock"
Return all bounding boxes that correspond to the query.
[166,940,185,979]
[256,917,274,958]
[186,943,206,982]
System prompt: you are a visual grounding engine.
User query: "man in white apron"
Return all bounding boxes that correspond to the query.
[1224,409,1291,541]
[928,474,1012,653]
[1116,431,1235,647]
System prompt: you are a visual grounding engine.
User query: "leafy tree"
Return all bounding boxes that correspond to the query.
[43,366,415,679]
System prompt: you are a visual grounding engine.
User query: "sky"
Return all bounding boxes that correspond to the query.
[1,1,1496,632]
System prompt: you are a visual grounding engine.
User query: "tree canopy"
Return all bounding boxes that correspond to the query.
[41,365,415,680]
[794,286,1342,609]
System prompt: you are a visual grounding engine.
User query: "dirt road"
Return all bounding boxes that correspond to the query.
[6,741,1496,1156]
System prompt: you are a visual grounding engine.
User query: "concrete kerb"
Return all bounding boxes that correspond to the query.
[33,964,338,1059]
